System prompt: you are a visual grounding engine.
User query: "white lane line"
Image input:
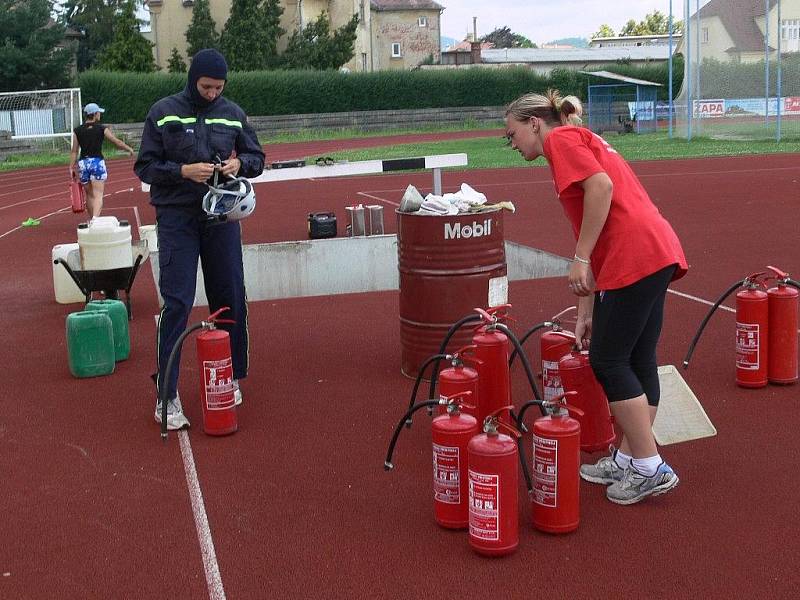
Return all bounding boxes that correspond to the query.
[179,431,226,600]
[668,288,735,313]
[356,191,400,207]
[0,207,70,240]
[0,190,67,211]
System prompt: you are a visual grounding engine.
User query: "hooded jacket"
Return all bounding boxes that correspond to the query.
[134,85,265,207]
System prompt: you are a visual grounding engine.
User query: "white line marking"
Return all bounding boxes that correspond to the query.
[356,191,399,207]
[668,288,735,313]
[179,431,226,600]
[0,207,70,240]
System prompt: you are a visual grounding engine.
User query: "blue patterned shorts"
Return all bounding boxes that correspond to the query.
[78,157,108,184]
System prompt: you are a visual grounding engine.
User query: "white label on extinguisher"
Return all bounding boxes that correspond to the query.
[432,444,460,504]
[532,435,558,507]
[736,322,761,370]
[202,358,235,410]
[468,470,500,540]
[542,360,564,402]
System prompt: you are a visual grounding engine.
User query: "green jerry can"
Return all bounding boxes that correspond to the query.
[84,299,130,361]
[66,311,115,378]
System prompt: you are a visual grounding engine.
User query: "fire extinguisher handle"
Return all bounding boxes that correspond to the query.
[766,265,790,280]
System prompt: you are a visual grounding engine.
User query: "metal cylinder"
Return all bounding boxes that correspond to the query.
[397,209,507,378]
[345,205,366,236]
[366,205,384,235]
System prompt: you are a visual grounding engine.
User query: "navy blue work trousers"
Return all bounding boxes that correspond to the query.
[155,205,248,400]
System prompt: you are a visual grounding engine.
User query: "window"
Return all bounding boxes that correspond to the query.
[701,27,709,43]
[360,1,365,24]
[418,16,428,27]
[781,19,800,40]
[391,43,401,58]
[361,53,367,71]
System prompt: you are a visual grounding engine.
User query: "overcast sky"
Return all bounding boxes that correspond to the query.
[440,0,684,43]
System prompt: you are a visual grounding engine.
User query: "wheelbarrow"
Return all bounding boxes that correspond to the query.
[54,240,149,320]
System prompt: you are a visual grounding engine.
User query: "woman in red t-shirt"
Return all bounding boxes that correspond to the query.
[505,89,688,505]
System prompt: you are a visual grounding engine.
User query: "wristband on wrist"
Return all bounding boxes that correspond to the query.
[573,254,591,265]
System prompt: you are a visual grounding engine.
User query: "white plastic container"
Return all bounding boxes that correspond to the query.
[78,217,133,271]
[138,224,158,252]
[52,243,86,304]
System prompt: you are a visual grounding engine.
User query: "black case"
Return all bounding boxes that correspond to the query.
[308,212,337,239]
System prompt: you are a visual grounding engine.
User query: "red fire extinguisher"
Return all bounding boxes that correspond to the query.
[684,272,771,388]
[467,407,522,557]
[158,307,238,439]
[472,315,512,426]
[517,392,584,534]
[540,311,577,402]
[766,266,799,384]
[558,350,616,452]
[437,347,480,419]
[197,328,238,436]
[385,392,478,529]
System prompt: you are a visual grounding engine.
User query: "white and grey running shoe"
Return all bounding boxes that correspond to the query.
[580,446,625,485]
[154,393,190,430]
[606,462,679,505]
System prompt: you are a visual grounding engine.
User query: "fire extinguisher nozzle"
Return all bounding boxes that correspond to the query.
[384,461,394,471]
[682,360,689,369]
[404,419,413,429]
[161,433,168,441]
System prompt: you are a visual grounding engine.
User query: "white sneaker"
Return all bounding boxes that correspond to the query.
[154,392,190,430]
[233,379,242,406]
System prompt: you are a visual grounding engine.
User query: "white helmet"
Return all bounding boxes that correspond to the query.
[202,176,256,222]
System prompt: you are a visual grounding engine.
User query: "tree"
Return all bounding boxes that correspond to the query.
[479,26,535,49]
[185,0,218,57]
[220,0,284,71]
[619,11,682,36]
[96,0,156,72]
[591,24,616,39]
[58,0,127,71]
[167,47,186,73]
[0,0,74,91]
[280,12,359,70]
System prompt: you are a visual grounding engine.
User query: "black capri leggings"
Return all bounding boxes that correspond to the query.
[589,264,677,406]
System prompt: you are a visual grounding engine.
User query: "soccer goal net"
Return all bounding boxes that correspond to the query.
[0,88,82,142]
[674,0,800,141]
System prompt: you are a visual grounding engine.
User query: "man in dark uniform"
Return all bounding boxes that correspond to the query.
[135,49,265,429]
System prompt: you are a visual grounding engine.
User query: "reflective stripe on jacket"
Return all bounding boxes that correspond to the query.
[134,89,265,207]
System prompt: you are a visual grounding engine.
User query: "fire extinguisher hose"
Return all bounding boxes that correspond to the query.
[427,314,482,401]
[787,279,800,290]
[159,322,205,440]
[507,320,550,368]
[404,353,450,429]
[683,278,746,369]
[384,400,442,470]
[491,323,544,407]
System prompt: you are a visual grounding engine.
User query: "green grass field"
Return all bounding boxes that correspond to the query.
[311,131,800,170]
[3,124,800,173]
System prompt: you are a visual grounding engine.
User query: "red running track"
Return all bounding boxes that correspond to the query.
[0,134,798,598]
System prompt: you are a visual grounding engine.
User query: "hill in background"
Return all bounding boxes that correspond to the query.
[547,37,589,48]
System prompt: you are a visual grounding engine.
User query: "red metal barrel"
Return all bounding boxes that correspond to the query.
[397,209,507,378]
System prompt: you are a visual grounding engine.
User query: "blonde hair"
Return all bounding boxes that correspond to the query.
[505,89,583,127]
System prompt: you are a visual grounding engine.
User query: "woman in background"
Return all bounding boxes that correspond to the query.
[70,102,134,218]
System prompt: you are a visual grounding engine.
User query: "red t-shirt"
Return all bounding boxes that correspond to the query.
[543,126,688,290]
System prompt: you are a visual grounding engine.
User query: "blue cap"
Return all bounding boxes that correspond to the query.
[84,103,105,115]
